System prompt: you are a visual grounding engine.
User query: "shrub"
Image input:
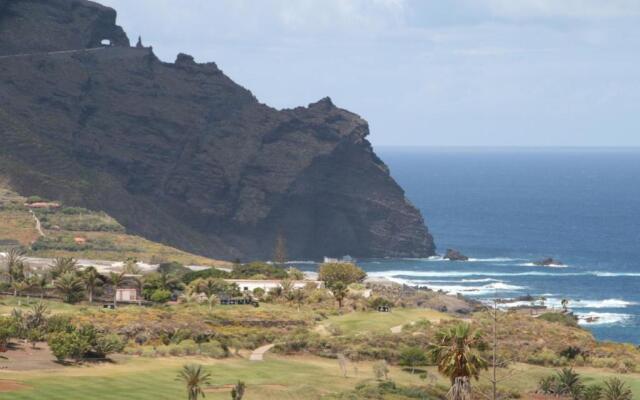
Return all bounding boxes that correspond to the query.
[369,297,393,310]
[199,341,227,358]
[398,346,428,374]
[373,360,389,380]
[150,289,172,303]
[182,267,229,283]
[94,334,126,357]
[538,312,579,327]
[47,331,91,361]
[231,262,288,279]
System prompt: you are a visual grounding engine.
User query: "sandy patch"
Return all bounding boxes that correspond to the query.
[0,380,29,392]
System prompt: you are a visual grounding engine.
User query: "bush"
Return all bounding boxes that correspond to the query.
[47,331,91,361]
[538,312,579,327]
[231,262,288,279]
[150,289,172,303]
[94,334,126,357]
[199,341,227,358]
[398,346,428,374]
[182,267,229,283]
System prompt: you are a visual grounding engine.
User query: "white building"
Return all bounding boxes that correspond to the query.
[225,279,323,292]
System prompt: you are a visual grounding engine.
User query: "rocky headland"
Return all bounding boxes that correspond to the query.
[0,0,435,260]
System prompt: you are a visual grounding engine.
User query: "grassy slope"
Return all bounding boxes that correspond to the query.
[0,182,226,265]
[322,308,452,335]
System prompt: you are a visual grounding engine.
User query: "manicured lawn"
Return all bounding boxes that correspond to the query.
[0,355,430,400]
[2,353,639,399]
[322,307,452,335]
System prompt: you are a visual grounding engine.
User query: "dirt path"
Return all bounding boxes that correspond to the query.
[249,344,275,361]
[29,210,45,237]
[0,47,104,60]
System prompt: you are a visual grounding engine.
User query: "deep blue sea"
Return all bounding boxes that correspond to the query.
[367,147,640,344]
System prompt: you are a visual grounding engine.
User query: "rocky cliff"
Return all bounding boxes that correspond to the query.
[0,0,435,260]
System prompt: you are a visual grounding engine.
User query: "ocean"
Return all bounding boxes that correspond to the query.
[366,147,640,344]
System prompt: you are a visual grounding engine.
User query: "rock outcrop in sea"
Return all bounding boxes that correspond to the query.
[444,249,469,261]
[0,0,435,260]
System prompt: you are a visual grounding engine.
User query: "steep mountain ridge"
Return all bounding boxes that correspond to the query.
[0,0,435,260]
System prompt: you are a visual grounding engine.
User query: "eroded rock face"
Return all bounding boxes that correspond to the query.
[0,0,435,260]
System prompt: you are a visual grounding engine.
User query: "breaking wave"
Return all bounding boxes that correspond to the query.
[577,312,632,326]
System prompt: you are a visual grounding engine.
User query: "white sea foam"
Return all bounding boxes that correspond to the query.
[496,297,636,311]
[413,282,524,296]
[367,270,583,278]
[593,272,640,277]
[368,269,640,279]
[577,312,632,326]
[546,298,637,309]
[517,262,568,268]
[399,256,520,263]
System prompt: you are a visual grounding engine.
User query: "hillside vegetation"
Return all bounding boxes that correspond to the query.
[0,182,225,265]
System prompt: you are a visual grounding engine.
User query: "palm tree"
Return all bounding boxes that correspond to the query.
[177,364,211,400]
[602,377,632,400]
[3,248,27,296]
[109,271,126,309]
[231,381,245,400]
[54,272,85,303]
[12,280,31,297]
[428,323,488,400]
[82,267,102,304]
[49,257,78,279]
[122,258,142,275]
[31,273,49,299]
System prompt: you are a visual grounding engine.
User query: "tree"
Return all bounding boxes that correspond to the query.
[273,232,287,267]
[150,289,172,303]
[602,378,632,400]
[231,381,246,400]
[144,271,181,298]
[122,258,141,274]
[109,271,126,308]
[428,323,488,400]
[287,288,306,311]
[50,257,78,279]
[318,263,366,288]
[561,298,570,313]
[3,248,27,296]
[81,267,103,304]
[331,281,348,308]
[177,364,211,400]
[54,272,85,304]
[31,273,49,299]
[399,346,428,374]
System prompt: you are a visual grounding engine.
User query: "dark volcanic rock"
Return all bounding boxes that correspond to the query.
[533,257,564,267]
[0,0,435,260]
[443,249,469,261]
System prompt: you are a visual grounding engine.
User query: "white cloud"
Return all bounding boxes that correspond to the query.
[480,0,640,19]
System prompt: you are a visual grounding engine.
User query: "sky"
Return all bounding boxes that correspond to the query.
[99,0,640,147]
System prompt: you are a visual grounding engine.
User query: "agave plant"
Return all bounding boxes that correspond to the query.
[555,368,583,399]
[602,378,633,400]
